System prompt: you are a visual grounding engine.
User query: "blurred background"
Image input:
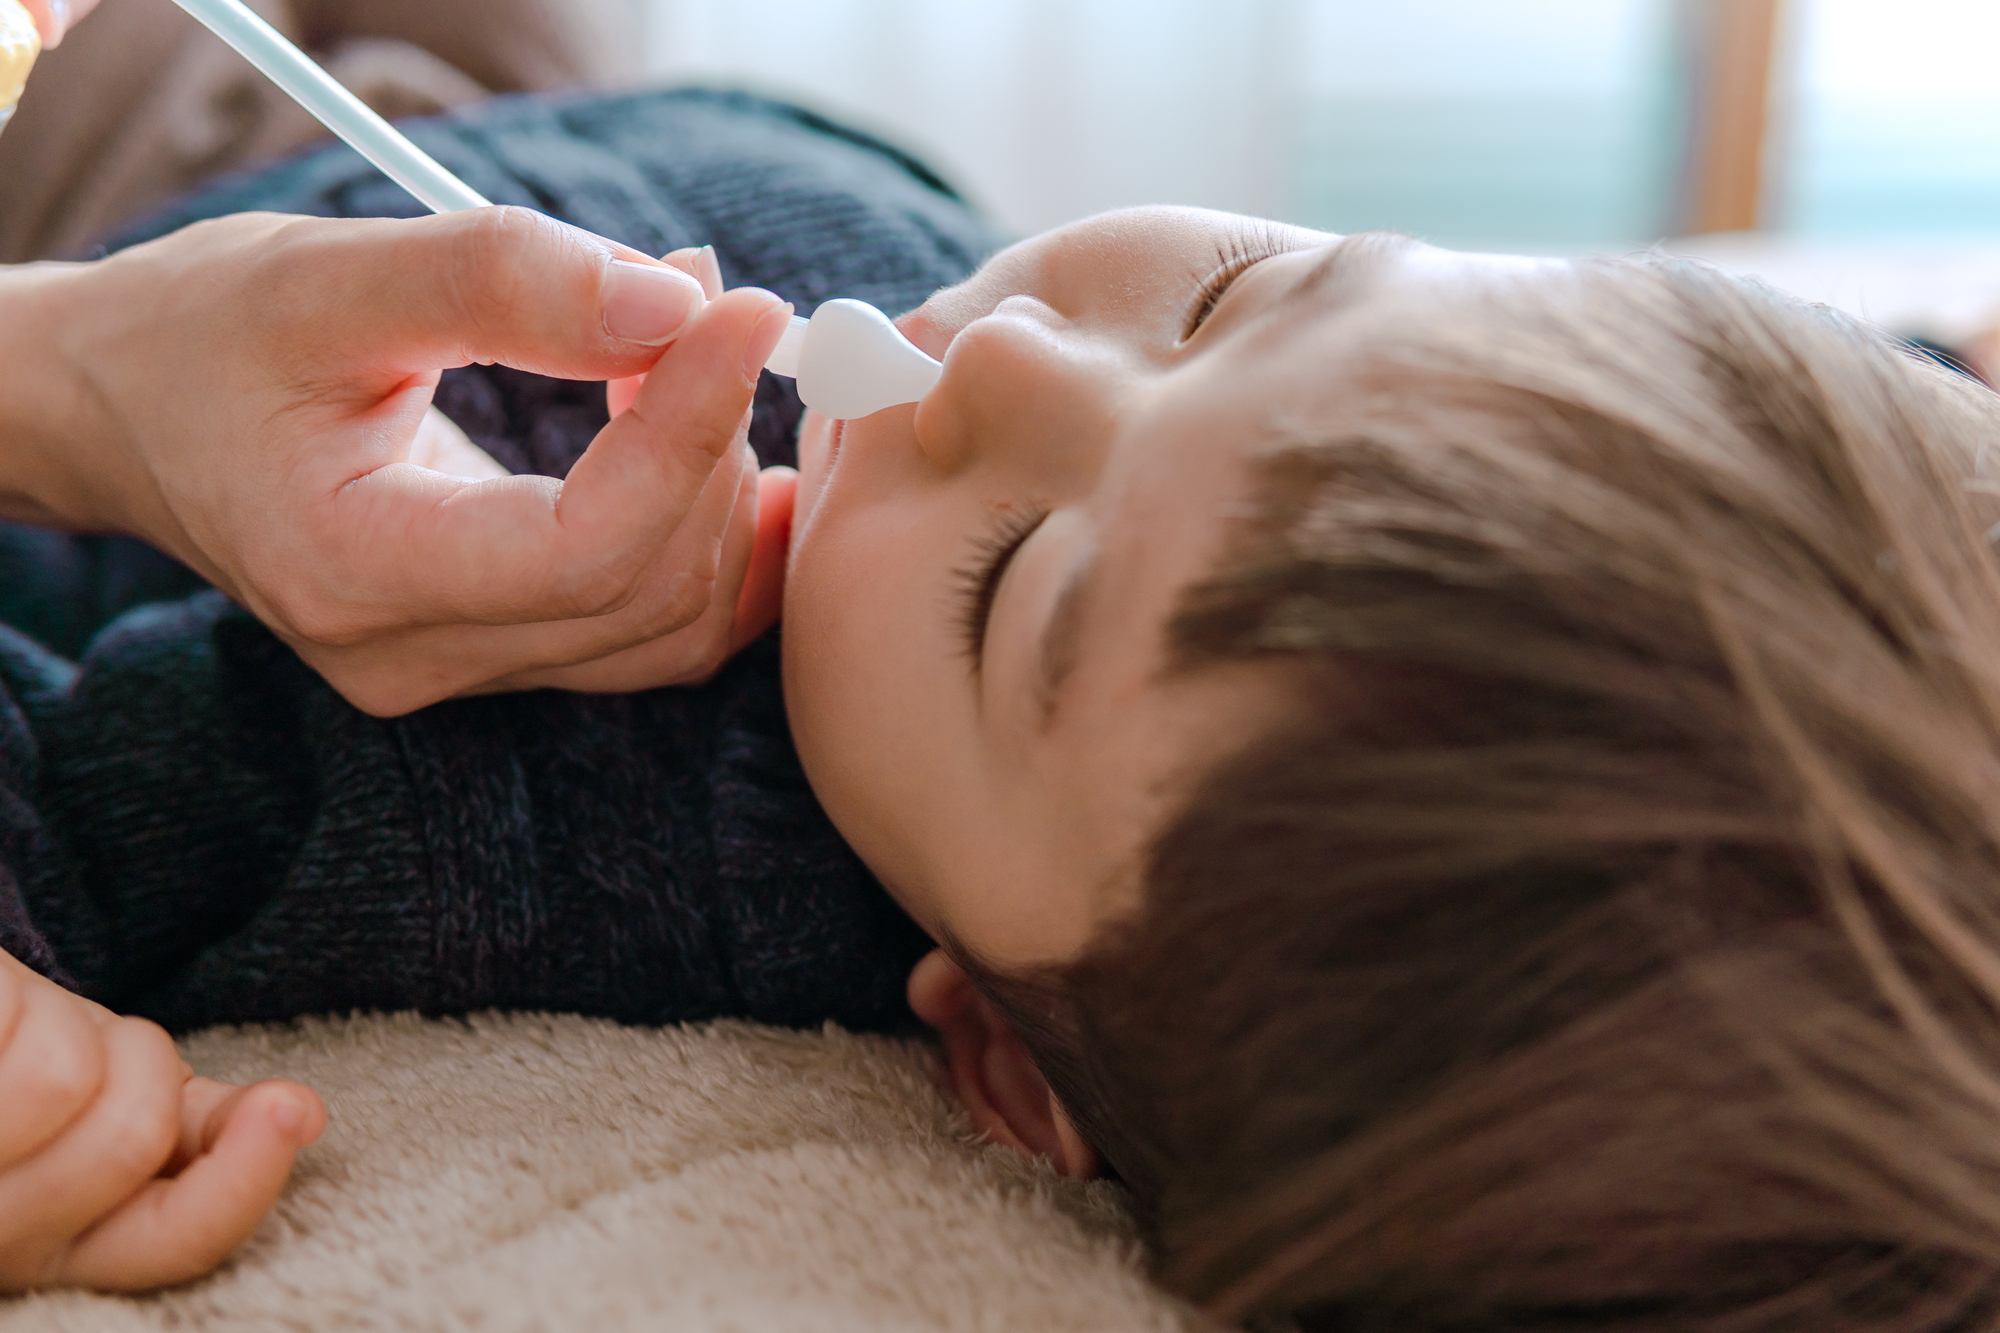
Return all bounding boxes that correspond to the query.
[635,0,1998,247]
[6,0,1996,346]
[635,0,2000,344]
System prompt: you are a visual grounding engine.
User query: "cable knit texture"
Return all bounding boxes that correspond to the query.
[0,87,1005,1034]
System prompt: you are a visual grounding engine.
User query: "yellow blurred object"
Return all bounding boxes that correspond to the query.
[0,0,38,130]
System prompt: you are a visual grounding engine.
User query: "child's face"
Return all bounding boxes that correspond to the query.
[782,208,1553,967]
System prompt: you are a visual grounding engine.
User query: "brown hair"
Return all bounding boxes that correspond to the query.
[962,250,2000,1331]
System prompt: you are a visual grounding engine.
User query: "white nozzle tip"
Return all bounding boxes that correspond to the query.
[792,299,944,419]
[763,314,810,380]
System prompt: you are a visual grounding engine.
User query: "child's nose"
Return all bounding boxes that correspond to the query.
[912,298,1120,476]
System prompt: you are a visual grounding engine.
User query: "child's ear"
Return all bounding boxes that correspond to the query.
[907,950,1102,1180]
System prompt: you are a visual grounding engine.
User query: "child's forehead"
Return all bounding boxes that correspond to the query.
[1213,242,1581,388]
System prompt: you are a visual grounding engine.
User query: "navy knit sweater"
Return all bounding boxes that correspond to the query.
[0,88,1005,1034]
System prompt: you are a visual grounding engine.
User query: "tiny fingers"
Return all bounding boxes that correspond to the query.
[0,964,104,1168]
[0,1015,182,1288]
[57,1080,324,1292]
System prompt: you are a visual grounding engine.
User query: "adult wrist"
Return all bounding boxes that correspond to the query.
[0,259,126,530]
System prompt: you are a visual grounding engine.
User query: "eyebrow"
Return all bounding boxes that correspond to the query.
[1020,238,1406,727]
[1275,232,1411,317]
[1034,538,1100,732]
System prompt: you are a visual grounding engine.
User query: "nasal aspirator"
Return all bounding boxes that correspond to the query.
[762,301,943,419]
[147,0,942,418]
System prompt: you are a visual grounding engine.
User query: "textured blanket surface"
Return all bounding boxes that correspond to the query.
[0,1015,1189,1331]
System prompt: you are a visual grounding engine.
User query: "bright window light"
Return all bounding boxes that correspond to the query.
[1782,0,2000,238]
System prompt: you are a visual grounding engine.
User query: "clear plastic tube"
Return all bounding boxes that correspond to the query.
[156,0,920,400]
[167,0,489,214]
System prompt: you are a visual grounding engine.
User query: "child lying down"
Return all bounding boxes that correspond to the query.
[7,86,2000,1332]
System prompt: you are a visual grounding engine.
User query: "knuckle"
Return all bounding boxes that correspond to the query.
[17,1025,104,1113]
[341,678,433,720]
[558,561,644,621]
[451,206,560,331]
[680,412,745,466]
[630,398,743,473]
[119,1014,180,1071]
[652,570,717,635]
[306,657,433,719]
[97,1105,177,1182]
[682,634,730,686]
[267,590,370,649]
[665,620,732,689]
[240,215,339,312]
[91,1021,181,1178]
[679,661,725,688]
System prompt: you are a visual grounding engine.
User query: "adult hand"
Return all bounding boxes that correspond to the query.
[15,0,100,48]
[3,207,796,715]
[0,951,326,1291]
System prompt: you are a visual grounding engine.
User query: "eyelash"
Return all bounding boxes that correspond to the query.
[1183,229,1295,340]
[942,230,1288,664]
[952,505,1049,662]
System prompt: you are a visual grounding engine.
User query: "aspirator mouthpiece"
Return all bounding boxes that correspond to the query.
[763,299,943,420]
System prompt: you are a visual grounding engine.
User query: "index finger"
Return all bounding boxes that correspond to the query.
[275,286,791,642]
[0,966,106,1168]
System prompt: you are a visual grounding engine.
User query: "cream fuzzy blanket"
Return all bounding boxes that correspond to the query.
[0,1014,1189,1331]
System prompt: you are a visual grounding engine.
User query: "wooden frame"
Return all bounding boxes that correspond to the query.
[1680,0,1785,234]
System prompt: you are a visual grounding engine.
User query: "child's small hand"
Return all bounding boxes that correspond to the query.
[0,952,325,1292]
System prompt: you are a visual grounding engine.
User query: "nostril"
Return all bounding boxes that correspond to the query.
[909,308,1065,473]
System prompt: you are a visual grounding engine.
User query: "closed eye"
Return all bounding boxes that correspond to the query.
[952,505,1050,665]
[1182,229,1298,340]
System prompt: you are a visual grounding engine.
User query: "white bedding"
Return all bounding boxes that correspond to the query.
[0,1013,1189,1331]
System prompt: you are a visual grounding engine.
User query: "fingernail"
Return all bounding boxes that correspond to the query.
[697,245,723,296]
[270,1095,305,1135]
[603,260,705,346]
[45,0,68,46]
[744,300,796,381]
